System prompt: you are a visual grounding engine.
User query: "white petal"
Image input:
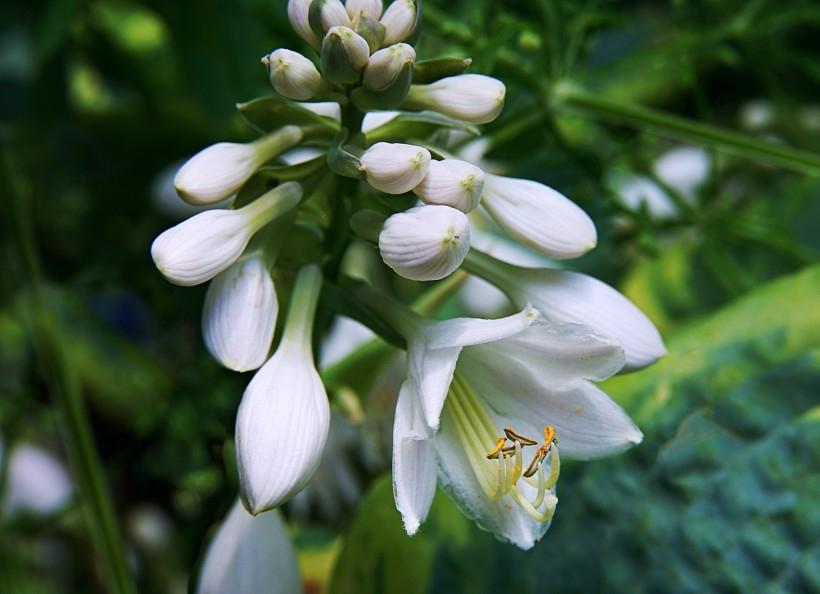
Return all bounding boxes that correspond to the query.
[414,159,485,212]
[378,204,469,281]
[361,110,400,133]
[235,350,330,513]
[434,406,548,549]
[202,254,278,372]
[296,101,342,122]
[3,445,73,516]
[458,359,643,460]
[653,146,710,198]
[363,43,416,91]
[361,142,431,194]
[346,0,384,21]
[421,305,539,350]
[324,26,371,70]
[320,0,352,29]
[265,49,322,101]
[463,320,625,386]
[196,501,300,594]
[392,381,437,535]
[287,0,320,46]
[380,0,417,44]
[481,174,597,259]
[407,75,505,124]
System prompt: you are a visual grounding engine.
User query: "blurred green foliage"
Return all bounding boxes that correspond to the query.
[1,0,819,593]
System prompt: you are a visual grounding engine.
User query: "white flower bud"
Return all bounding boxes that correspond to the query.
[3,445,73,517]
[363,43,415,91]
[360,142,431,194]
[202,254,278,372]
[380,0,417,45]
[236,265,329,514]
[481,174,597,259]
[379,205,470,281]
[322,26,371,77]
[174,127,303,205]
[296,101,342,122]
[346,0,383,22]
[288,0,320,47]
[151,183,302,286]
[196,501,300,594]
[406,74,506,124]
[414,159,484,212]
[320,0,352,30]
[263,49,321,101]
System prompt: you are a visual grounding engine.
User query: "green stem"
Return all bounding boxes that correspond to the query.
[3,151,137,594]
[555,85,820,175]
[282,264,324,359]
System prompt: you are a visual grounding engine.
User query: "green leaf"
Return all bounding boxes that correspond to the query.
[365,110,479,144]
[236,96,339,134]
[412,57,472,84]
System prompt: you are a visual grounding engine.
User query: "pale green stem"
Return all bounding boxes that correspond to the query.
[462,249,519,295]
[242,181,303,232]
[353,284,425,340]
[555,84,820,175]
[281,264,324,359]
[251,125,304,164]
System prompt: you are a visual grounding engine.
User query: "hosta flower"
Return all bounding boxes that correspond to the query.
[263,49,322,101]
[321,26,371,85]
[360,142,431,193]
[380,0,417,45]
[414,158,484,212]
[653,146,711,199]
[318,0,353,30]
[287,0,320,47]
[405,74,506,124]
[363,43,416,91]
[379,204,470,281]
[235,264,330,514]
[2,443,73,517]
[357,296,640,547]
[463,249,666,370]
[196,501,300,594]
[481,174,597,259]
[202,252,278,372]
[346,0,383,22]
[174,126,303,205]
[151,182,302,287]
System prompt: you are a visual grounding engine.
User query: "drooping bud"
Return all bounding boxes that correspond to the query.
[263,49,321,101]
[347,0,383,22]
[151,183,302,286]
[287,0,320,47]
[379,204,470,281]
[481,174,597,259]
[360,142,431,194]
[404,74,506,124]
[414,159,484,212]
[363,43,415,91]
[320,26,371,85]
[380,0,417,45]
[174,127,303,205]
[202,253,278,372]
[235,264,329,514]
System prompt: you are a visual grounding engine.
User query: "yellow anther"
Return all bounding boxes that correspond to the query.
[486,437,507,459]
[504,427,538,446]
[544,425,557,446]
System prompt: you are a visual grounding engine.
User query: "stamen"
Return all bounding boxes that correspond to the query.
[504,427,537,446]
[486,437,506,459]
[522,447,545,478]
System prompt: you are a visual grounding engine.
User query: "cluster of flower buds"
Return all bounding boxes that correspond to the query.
[151,0,666,561]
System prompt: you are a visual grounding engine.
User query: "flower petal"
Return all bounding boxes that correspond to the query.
[421,305,539,350]
[392,381,437,535]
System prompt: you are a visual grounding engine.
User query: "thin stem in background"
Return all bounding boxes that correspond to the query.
[3,150,138,594]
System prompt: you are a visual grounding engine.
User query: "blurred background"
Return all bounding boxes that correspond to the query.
[1,0,819,593]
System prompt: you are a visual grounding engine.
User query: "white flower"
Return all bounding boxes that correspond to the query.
[151,182,302,287]
[379,204,470,281]
[360,142,431,194]
[2,444,73,517]
[414,159,484,212]
[653,146,711,199]
[287,0,320,47]
[463,249,666,371]
[174,127,302,205]
[297,101,342,121]
[358,296,640,547]
[263,49,322,101]
[380,0,417,45]
[319,0,352,30]
[363,43,415,91]
[322,26,371,83]
[481,174,597,259]
[406,74,506,124]
[361,110,400,133]
[196,500,300,594]
[235,264,330,514]
[202,253,278,372]
[609,172,678,220]
[346,0,383,22]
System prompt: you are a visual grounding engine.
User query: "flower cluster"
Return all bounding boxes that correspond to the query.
[150,0,667,565]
